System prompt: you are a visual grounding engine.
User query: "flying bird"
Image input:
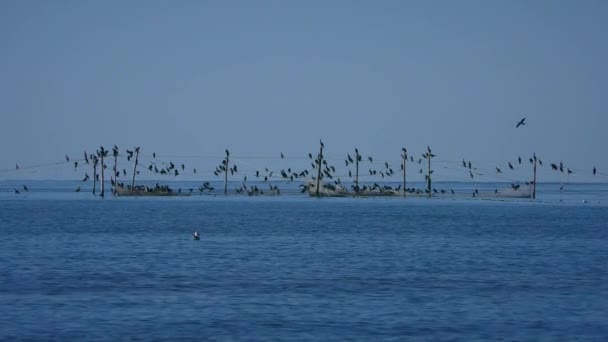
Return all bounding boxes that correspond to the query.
[65,155,70,162]
[508,162,514,170]
[496,167,502,174]
[23,185,29,192]
[593,166,597,175]
[281,152,284,159]
[516,117,526,128]
[14,188,20,194]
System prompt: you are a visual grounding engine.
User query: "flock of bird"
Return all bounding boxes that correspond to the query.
[8,118,604,197]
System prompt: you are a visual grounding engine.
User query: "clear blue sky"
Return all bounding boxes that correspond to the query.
[1,0,606,182]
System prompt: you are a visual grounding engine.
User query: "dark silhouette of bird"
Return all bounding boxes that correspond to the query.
[567,168,573,175]
[65,154,70,162]
[516,117,526,128]
[82,173,90,182]
[320,140,324,148]
[84,151,89,164]
[308,153,313,159]
[181,164,185,171]
[16,163,19,170]
[193,168,197,174]
[518,156,522,165]
[468,161,471,169]
[74,161,78,171]
[462,159,467,168]
[450,189,455,194]
[152,152,156,158]
[23,185,29,192]
[551,163,558,171]
[368,156,373,163]
[496,167,502,174]
[75,186,81,192]
[593,166,597,175]
[14,188,20,194]
[123,169,127,176]
[280,152,284,159]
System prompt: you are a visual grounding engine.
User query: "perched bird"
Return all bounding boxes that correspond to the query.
[516,117,526,128]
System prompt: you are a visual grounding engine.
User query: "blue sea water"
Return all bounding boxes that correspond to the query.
[1,181,607,340]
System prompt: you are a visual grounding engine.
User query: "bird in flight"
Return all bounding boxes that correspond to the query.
[593,166,597,175]
[516,117,526,128]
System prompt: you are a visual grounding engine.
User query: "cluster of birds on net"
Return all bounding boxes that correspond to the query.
[7,118,605,197]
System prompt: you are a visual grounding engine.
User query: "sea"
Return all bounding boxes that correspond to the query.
[1,180,607,340]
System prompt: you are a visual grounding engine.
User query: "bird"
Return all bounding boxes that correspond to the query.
[281,152,284,159]
[65,154,70,162]
[23,185,29,192]
[82,173,90,182]
[567,168,573,175]
[516,117,526,128]
[593,166,597,175]
[75,186,81,192]
[508,162,514,170]
[74,161,78,171]
[368,156,373,163]
[15,163,19,170]
[153,152,156,158]
[496,167,502,174]
[14,188,20,194]
[518,157,522,165]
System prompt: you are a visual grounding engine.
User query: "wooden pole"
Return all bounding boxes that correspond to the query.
[92,157,97,195]
[224,150,229,195]
[131,147,139,189]
[427,153,431,198]
[402,150,407,197]
[532,153,537,200]
[315,142,323,197]
[355,151,359,196]
[100,154,105,198]
[113,153,118,195]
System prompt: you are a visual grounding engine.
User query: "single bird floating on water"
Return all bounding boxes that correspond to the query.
[516,117,526,128]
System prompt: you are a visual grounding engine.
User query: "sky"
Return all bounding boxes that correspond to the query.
[0,0,607,183]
